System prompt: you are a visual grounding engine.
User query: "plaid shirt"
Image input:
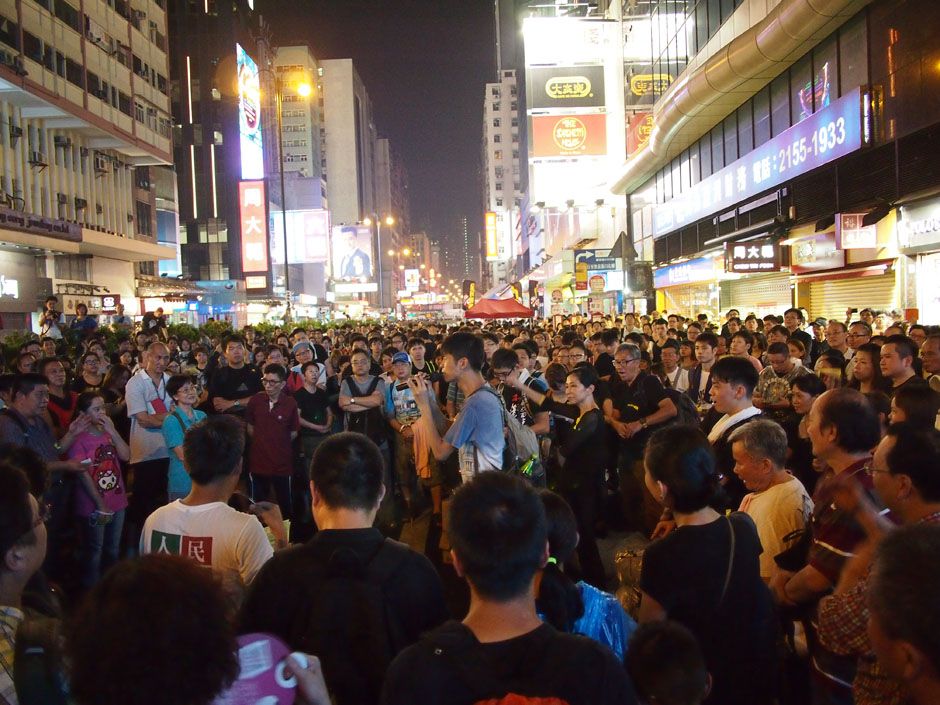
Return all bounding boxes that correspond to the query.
[808,458,876,584]
[0,606,24,705]
[817,512,940,705]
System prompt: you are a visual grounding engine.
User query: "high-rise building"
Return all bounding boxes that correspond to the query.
[0,0,178,331]
[482,70,524,288]
[320,58,377,226]
[166,0,274,307]
[274,45,326,198]
[374,137,411,309]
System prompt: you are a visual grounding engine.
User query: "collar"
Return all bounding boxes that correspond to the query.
[708,405,761,442]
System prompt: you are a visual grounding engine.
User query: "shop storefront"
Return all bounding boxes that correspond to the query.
[790,215,900,321]
[898,197,940,323]
[0,250,41,332]
[653,255,723,319]
[719,238,792,316]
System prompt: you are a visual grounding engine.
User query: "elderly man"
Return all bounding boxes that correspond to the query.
[845,321,873,382]
[731,419,813,581]
[125,341,173,544]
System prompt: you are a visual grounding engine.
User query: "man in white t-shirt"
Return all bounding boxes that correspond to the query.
[141,415,285,585]
[730,419,813,581]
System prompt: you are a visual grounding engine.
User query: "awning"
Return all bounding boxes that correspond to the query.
[465,297,534,319]
[135,275,207,298]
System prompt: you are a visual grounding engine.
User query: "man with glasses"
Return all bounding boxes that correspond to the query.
[246,364,300,520]
[605,343,677,533]
[845,321,872,382]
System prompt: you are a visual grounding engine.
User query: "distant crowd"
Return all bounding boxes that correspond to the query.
[1,301,939,705]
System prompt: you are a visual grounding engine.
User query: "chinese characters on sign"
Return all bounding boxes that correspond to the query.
[726,239,781,273]
[239,180,268,274]
[652,87,866,237]
[835,213,877,249]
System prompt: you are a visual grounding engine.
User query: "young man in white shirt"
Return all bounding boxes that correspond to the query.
[141,414,285,585]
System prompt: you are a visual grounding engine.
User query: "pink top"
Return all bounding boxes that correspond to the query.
[67,431,129,516]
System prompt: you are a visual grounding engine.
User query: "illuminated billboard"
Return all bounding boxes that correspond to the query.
[522,17,617,65]
[270,209,331,265]
[526,65,606,110]
[531,114,607,158]
[238,180,268,274]
[404,268,420,291]
[331,225,373,280]
[236,44,264,180]
[484,211,498,261]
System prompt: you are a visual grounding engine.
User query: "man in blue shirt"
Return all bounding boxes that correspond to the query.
[410,333,505,484]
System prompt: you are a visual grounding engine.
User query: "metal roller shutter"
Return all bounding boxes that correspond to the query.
[719,273,792,318]
[807,273,898,321]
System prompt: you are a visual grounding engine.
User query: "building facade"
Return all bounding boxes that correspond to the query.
[615,0,940,323]
[0,0,177,330]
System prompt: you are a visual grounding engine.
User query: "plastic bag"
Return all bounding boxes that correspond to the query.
[573,581,637,661]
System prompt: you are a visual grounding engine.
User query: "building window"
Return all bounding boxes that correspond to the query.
[54,255,89,280]
[496,198,503,207]
[770,73,790,137]
[492,102,500,111]
[136,201,152,236]
[494,134,501,143]
[493,118,501,128]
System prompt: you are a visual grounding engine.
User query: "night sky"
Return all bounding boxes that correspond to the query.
[259,0,496,251]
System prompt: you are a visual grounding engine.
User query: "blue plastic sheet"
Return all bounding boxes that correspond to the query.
[572,581,637,661]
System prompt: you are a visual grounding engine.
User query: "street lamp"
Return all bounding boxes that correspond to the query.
[363,213,395,311]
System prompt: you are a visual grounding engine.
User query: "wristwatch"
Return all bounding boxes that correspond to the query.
[351,397,356,406]
[639,417,648,429]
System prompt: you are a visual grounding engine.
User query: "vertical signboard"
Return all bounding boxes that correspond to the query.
[462,279,476,310]
[236,43,264,180]
[330,225,374,280]
[484,212,498,261]
[238,180,268,274]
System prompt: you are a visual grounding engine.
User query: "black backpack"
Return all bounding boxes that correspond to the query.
[293,539,409,705]
[343,376,386,445]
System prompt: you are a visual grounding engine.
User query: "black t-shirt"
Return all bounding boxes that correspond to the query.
[294,386,330,436]
[239,528,448,660]
[594,351,616,380]
[610,372,667,455]
[382,621,636,705]
[640,514,778,705]
[889,373,929,398]
[207,364,262,414]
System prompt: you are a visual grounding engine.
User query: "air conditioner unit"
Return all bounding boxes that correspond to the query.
[56,193,68,205]
[8,123,23,141]
[28,151,47,166]
[12,57,26,76]
[95,203,104,215]
[74,197,88,210]
[132,9,146,19]
[94,89,108,100]
[53,135,72,148]
[94,153,110,174]
[0,50,11,66]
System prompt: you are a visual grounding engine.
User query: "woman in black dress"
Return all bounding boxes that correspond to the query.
[507,364,609,588]
[639,426,777,705]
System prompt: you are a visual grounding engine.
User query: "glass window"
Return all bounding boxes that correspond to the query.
[813,35,838,110]
[695,1,709,54]
[663,163,673,202]
[754,86,771,146]
[839,13,868,95]
[680,148,691,192]
[689,141,701,185]
[770,73,790,137]
[671,157,682,197]
[790,55,813,124]
[708,0,722,39]
[720,0,736,23]
[700,132,713,178]
[723,112,738,163]
[737,101,753,155]
[710,124,724,171]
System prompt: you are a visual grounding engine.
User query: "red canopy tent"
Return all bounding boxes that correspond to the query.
[464,297,534,319]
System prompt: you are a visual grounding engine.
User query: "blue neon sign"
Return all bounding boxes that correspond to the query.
[652,87,866,238]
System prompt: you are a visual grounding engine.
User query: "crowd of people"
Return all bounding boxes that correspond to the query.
[1,303,939,705]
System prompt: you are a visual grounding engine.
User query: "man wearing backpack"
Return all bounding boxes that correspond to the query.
[381,472,637,705]
[238,432,448,705]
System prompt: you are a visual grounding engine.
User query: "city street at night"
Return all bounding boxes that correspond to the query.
[2,1,940,704]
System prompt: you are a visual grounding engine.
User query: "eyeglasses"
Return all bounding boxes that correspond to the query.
[261,379,284,386]
[613,358,640,366]
[866,464,891,476]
